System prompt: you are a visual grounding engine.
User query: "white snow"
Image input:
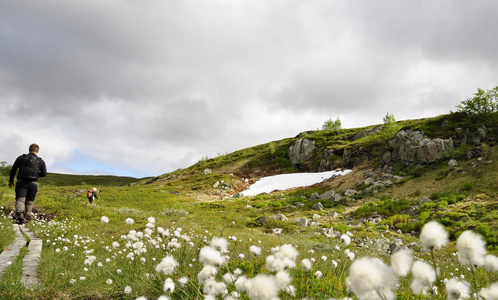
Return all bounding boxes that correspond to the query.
[240,169,352,196]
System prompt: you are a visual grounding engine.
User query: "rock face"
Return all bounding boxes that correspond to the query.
[386,130,454,165]
[288,138,316,170]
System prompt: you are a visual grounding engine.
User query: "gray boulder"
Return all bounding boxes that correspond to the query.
[288,138,316,170]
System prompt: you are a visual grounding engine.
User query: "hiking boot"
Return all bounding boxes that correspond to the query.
[16,212,24,225]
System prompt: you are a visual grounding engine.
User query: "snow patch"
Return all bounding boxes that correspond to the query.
[240,169,352,196]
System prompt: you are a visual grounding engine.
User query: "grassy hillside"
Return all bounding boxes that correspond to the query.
[1,111,498,299]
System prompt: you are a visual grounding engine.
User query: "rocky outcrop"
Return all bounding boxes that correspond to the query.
[385,130,454,165]
[288,138,316,171]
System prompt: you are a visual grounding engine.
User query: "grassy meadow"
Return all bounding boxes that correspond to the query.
[1,112,498,299]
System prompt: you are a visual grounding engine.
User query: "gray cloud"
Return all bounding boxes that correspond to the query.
[1,1,497,177]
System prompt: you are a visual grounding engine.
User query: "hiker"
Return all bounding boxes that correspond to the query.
[8,144,47,224]
[87,187,98,204]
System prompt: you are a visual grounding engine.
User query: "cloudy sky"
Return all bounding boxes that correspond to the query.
[1,1,497,178]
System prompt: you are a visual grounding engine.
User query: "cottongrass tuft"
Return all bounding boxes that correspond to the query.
[210,237,229,254]
[124,286,132,294]
[485,254,498,272]
[250,245,262,256]
[445,278,470,300]
[275,270,292,291]
[390,248,413,277]
[203,278,228,297]
[100,216,109,224]
[340,234,351,245]
[301,258,313,271]
[241,274,279,300]
[456,230,487,266]
[410,260,436,295]
[345,256,397,300]
[479,282,498,299]
[420,221,448,252]
[155,255,179,275]
[199,246,227,266]
[163,277,175,293]
[125,217,134,225]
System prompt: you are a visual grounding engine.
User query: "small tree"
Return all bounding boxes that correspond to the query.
[457,86,498,115]
[383,112,400,135]
[322,117,342,132]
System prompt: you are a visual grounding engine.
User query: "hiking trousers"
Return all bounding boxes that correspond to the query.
[15,180,38,219]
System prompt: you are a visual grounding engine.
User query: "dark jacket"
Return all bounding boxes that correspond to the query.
[9,153,47,183]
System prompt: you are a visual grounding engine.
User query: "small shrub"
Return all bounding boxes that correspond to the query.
[463,183,474,191]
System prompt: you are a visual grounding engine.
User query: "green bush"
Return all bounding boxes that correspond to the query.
[457,86,498,115]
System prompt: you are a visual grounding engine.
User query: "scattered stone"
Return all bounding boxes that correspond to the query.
[328,211,339,218]
[312,202,324,210]
[319,190,335,200]
[448,159,458,168]
[310,192,320,200]
[255,217,269,224]
[202,168,212,175]
[312,214,321,220]
[297,218,309,227]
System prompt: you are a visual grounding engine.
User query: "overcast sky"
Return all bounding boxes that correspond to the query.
[1,1,497,178]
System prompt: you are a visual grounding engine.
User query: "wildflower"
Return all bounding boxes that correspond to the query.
[198,265,218,284]
[117,269,122,274]
[148,216,156,224]
[420,221,449,252]
[79,276,86,281]
[275,270,292,290]
[321,255,327,261]
[479,282,498,299]
[239,254,245,259]
[163,277,175,293]
[456,230,487,266]
[178,277,188,286]
[112,241,120,249]
[69,278,76,284]
[210,237,229,254]
[203,278,228,297]
[125,217,134,225]
[391,248,413,277]
[250,245,262,256]
[101,216,109,224]
[315,270,323,279]
[341,234,351,245]
[157,296,170,300]
[410,260,436,295]
[485,254,498,272]
[199,246,226,266]
[124,286,132,294]
[242,274,279,300]
[301,258,313,271]
[106,278,113,285]
[347,252,355,260]
[346,256,398,300]
[332,260,338,268]
[223,272,236,284]
[155,255,179,275]
[445,278,470,300]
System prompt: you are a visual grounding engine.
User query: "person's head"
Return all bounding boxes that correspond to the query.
[29,144,39,154]
[93,187,97,192]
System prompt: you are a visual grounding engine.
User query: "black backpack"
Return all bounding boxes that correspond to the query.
[18,154,40,180]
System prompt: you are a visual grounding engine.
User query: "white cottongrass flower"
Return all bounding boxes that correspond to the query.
[125,217,134,225]
[410,260,436,295]
[456,230,487,266]
[341,234,351,245]
[315,270,323,279]
[420,221,449,252]
[163,277,175,293]
[391,248,413,277]
[79,277,86,281]
[241,274,279,300]
[445,278,470,300]
[198,265,218,284]
[223,272,236,284]
[203,278,228,297]
[178,276,188,286]
[250,245,262,256]
[124,286,132,294]
[479,282,498,299]
[155,255,179,275]
[345,256,398,300]
[321,255,327,261]
[112,241,120,249]
[100,216,109,224]
[106,278,113,285]
[199,246,227,266]
[275,270,292,291]
[210,237,229,254]
[157,296,170,300]
[347,252,355,260]
[301,258,313,271]
[116,269,122,274]
[69,278,76,284]
[485,254,498,272]
[148,216,156,224]
[239,254,245,259]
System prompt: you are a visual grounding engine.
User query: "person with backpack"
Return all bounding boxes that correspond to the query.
[8,144,47,224]
[87,187,98,204]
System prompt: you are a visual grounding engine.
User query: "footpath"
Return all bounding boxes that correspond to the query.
[0,223,43,288]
